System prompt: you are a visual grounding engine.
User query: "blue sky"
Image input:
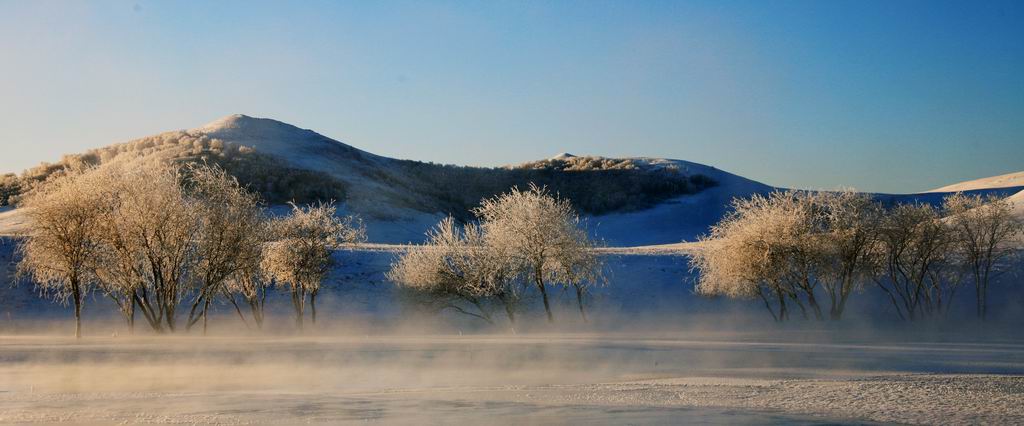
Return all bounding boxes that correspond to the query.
[1,0,1021,193]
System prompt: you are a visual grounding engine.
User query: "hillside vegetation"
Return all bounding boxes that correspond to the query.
[389,155,714,219]
[0,130,347,206]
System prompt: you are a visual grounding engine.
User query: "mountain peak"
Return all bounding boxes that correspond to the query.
[198,114,297,134]
[195,114,327,148]
[192,114,379,168]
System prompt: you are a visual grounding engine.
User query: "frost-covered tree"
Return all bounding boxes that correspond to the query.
[183,163,267,334]
[691,190,878,321]
[691,192,810,321]
[870,203,959,320]
[388,217,522,327]
[691,232,783,319]
[94,165,202,333]
[261,202,365,329]
[16,169,110,338]
[224,255,271,330]
[550,227,603,322]
[0,173,21,206]
[817,190,883,320]
[943,193,1024,320]
[770,192,829,320]
[18,159,364,335]
[474,184,603,322]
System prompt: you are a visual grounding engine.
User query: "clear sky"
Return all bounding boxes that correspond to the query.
[1,0,1022,193]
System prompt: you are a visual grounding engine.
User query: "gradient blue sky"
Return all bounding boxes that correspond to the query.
[1,0,1022,192]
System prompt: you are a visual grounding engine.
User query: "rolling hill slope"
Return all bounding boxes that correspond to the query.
[928,170,1024,193]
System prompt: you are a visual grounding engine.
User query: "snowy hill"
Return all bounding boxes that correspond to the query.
[198,114,386,165]
[205,115,775,244]
[583,159,772,245]
[197,115,764,244]
[0,114,757,244]
[928,170,1024,192]
[197,115,426,222]
[203,116,453,242]
[1008,189,1024,219]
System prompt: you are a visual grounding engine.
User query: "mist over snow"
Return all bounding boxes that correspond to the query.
[3,1,1024,422]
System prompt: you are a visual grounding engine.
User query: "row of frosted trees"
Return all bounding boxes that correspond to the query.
[690,190,1023,321]
[16,163,604,337]
[387,184,604,331]
[18,160,1020,336]
[16,162,365,338]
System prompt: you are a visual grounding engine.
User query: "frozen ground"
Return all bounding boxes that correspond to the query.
[0,331,1022,425]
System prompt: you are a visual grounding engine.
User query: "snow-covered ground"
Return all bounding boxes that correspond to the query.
[0,207,28,237]
[0,332,1022,424]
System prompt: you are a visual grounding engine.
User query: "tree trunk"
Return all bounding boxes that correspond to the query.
[134,290,164,333]
[223,292,250,330]
[981,280,988,321]
[202,298,211,335]
[757,288,779,322]
[249,299,264,330]
[497,293,517,333]
[165,304,176,333]
[71,278,82,339]
[292,288,305,330]
[186,293,205,331]
[574,284,588,323]
[973,267,983,320]
[805,291,823,320]
[164,282,177,333]
[776,289,788,321]
[535,272,553,323]
[830,278,851,321]
[790,294,808,320]
[310,291,318,325]
[980,263,990,321]
[976,282,983,320]
[831,294,847,321]
[127,299,135,335]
